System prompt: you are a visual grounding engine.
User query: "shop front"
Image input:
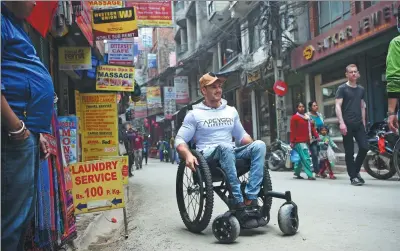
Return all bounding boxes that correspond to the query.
[291,1,400,145]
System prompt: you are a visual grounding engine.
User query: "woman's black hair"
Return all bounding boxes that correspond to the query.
[296,102,305,109]
[308,100,317,111]
[318,125,330,134]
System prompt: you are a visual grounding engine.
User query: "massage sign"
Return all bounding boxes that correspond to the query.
[96,65,135,92]
[92,6,138,41]
[69,159,125,214]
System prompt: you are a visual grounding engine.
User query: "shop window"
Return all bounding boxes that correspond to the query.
[256,90,276,143]
[220,25,242,66]
[319,1,351,34]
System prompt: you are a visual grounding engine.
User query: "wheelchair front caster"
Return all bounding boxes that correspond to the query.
[278,202,299,236]
[212,214,240,244]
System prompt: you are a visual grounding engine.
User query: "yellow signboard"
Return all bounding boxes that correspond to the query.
[99,156,129,185]
[81,93,119,162]
[96,65,135,92]
[92,7,138,41]
[58,47,92,70]
[88,1,124,9]
[69,159,125,214]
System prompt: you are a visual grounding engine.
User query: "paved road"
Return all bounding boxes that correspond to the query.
[95,159,400,251]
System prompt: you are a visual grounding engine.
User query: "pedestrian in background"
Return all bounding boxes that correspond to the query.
[126,126,137,176]
[134,132,144,170]
[290,102,319,180]
[1,2,53,250]
[170,134,176,164]
[143,135,150,165]
[335,64,368,186]
[307,101,325,177]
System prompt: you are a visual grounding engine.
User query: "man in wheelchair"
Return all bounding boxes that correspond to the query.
[175,72,267,229]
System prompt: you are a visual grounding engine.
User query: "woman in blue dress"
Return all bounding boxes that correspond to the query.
[307,101,325,177]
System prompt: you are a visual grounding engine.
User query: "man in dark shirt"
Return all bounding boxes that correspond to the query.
[335,64,368,186]
[1,2,55,250]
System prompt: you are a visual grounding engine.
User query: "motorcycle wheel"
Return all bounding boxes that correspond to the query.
[267,150,285,171]
[363,154,396,180]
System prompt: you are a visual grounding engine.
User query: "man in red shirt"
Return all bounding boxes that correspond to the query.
[133,132,144,169]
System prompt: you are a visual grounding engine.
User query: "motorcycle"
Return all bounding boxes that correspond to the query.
[363,120,399,180]
[266,139,293,171]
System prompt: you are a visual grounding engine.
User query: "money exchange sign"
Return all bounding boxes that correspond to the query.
[96,65,135,92]
[69,159,125,214]
[92,7,138,41]
[81,93,119,162]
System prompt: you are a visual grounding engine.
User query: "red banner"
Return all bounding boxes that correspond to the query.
[76,1,94,46]
[125,1,173,27]
[26,1,59,38]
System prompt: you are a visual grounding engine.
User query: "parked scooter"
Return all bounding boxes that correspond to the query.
[266,139,293,171]
[363,120,399,180]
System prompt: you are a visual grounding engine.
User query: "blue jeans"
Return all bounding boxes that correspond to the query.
[202,141,266,203]
[1,132,39,251]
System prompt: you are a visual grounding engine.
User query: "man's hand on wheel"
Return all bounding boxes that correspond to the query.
[185,154,198,172]
[388,114,399,134]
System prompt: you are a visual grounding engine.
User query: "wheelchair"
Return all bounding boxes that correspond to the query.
[176,148,299,243]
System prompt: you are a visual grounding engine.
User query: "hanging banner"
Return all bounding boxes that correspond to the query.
[147,53,157,69]
[75,1,94,46]
[146,86,162,116]
[134,87,148,119]
[69,159,125,214]
[81,93,119,162]
[88,1,124,9]
[108,41,134,66]
[92,7,138,41]
[59,47,92,70]
[163,87,176,120]
[125,1,173,27]
[174,76,190,104]
[58,116,79,165]
[96,65,135,92]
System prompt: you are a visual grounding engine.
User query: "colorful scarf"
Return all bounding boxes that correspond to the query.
[296,112,312,143]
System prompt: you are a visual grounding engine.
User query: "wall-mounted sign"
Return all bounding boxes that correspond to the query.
[303,45,315,60]
[108,41,134,66]
[247,69,261,84]
[88,1,124,9]
[96,65,135,92]
[292,1,399,69]
[92,7,138,41]
[125,1,173,27]
[59,47,92,70]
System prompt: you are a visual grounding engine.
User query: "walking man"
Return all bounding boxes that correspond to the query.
[335,64,369,186]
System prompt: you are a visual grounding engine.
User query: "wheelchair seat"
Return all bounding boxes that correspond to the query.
[206,158,251,182]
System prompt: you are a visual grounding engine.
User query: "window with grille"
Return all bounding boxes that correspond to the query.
[319,1,351,34]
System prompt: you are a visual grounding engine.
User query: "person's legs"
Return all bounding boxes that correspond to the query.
[203,143,243,204]
[294,143,314,178]
[353,123,369,181]
[128,152,134,175]
[309,141,320,174]
[235,140,266,201]
[170,149,175,164]
[139,149,143,168]
[1,132,39,251]
[342,126,356,180]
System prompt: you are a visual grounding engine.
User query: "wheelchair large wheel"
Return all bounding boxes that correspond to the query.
[176,150,214,233]
[239,164,273,223]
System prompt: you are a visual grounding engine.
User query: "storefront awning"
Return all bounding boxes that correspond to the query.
[26,1,59,38]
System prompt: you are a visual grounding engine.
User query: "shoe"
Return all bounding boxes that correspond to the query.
[351,178,362,186]
[293,174,304,179]
[315,173,321,178]
[357,173,365,184]
[308,177,316,180]
[329,173,337,179]
[320,172,327,178]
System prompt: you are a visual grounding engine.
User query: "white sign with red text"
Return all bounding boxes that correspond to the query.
[108,41,134,66]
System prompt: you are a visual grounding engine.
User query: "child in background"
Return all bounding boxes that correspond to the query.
[318,126,338,179]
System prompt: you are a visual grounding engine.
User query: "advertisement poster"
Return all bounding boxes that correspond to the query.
[163,87,176,120]
[58,116,79,165]
[59,47,92,70]
[69,159,125,214]
[174,76,190,104]
[108,41,134,66]
[125,1,173,27]
[146,86,162,115]
[88,1,123,9]
[134,87,148,119]
[147,53,157,68]
[75,1,93,46]
[99,156,129,185]
[96,65,135,92]
[81,93,119,162]
[92,7,138,41]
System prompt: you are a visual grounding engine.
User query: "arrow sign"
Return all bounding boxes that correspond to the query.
[111,198,122,205]
[76,203,87,211]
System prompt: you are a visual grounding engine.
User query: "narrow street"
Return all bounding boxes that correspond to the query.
[89,158,400,251]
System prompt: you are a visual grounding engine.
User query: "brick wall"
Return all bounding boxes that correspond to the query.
[308,1,319,38]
